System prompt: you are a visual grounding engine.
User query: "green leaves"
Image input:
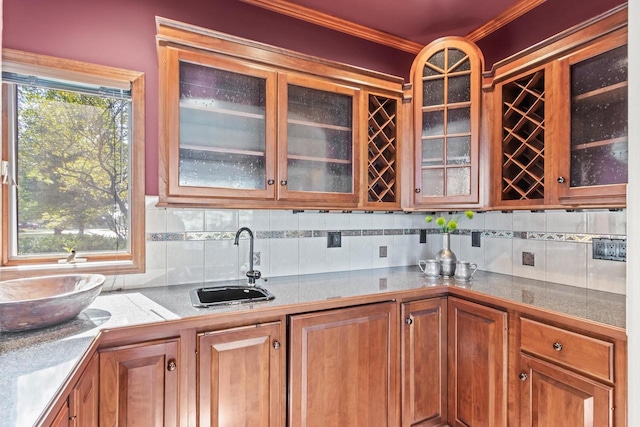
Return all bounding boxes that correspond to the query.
[425,211,475,233]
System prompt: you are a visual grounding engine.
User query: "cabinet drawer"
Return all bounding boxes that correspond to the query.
[520,317,613,382]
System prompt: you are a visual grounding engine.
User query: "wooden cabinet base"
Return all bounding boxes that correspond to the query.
[99,338,180,427]
[289,302,399,427]
[519,353,613,426]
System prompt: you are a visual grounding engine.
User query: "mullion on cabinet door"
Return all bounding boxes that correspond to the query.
[276,73,359,204]
[413,40,481,206]
[165,48,277,200]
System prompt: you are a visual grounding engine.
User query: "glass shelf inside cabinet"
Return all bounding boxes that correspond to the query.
[178,61,268,190]
[570,45,628,188]
[286,84,353,193]
[420,47,472,197]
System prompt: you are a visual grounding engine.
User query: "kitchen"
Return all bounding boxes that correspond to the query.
[0,0,638,426]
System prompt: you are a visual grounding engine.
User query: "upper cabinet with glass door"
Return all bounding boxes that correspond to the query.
[409,38,483,207]
[554,32,628,206]
[489,7,627,209]
[162,48,277,200]
[156,17,403,208]
[277,74,359,204]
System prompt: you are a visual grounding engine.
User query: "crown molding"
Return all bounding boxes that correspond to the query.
[238,0,423,54]
[466,0,546,42]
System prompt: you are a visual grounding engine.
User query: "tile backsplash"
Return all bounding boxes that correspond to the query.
[109,197,626,295]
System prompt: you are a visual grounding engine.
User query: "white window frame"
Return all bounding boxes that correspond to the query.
[1,49,145,278]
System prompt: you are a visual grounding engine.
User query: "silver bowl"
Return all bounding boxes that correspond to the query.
[0,274,105,333]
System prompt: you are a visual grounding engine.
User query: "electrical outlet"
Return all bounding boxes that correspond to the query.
[593,238,607,258]
[522,251,535,266]
[327,231,341,248]
[592,238,626,262]
[618,241,627,259]
[472,231,481,247]
[379,246,387,258]
[606,242,617,257]
[420,229,427,243]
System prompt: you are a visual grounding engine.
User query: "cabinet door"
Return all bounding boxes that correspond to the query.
[277,73,359,204]
[289,302,398,427]
[163,47,277,200]
[411,38,482,206]
[50,400,70,427]
[99,338,180,427]
[518,353,613,427]
[554,30,627,205]
[401,298,447,427]
[197,322,284,427]
[447,297,507,427]
[70,353,99,427]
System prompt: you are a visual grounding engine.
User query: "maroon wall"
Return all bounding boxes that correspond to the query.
[2,0,414,196]
[477,0,626,70]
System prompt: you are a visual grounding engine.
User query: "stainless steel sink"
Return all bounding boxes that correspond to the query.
[190,285,275,307]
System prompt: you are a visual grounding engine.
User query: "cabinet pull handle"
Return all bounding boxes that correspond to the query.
[273,340,281,350]
[415,188,421,193]
[267,179,275,185]
[405,318,413,325]
[280,180,288,186]
[519,372,528,381]
[557,176,566,184]
[553,342,563,351]
[167,359,177,371]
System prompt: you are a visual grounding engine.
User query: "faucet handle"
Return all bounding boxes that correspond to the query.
[246,270,262,284]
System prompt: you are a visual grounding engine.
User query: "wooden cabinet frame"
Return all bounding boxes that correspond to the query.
[407,37,484,208]
[156,17,404,209]
[485,5,628,209]
[162,47,278,201]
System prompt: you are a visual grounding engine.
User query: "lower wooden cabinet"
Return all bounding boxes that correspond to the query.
[47,352,99,427]
[70,353,99,427]
[401,298,447,427]
[197,322,284,427]
[518,353,613,426]
[49,401,71,427]
[289,302,398,427]
[447,297,508,427]
[99,338,180,427]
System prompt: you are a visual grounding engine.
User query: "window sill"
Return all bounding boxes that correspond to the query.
[0,260,144,281]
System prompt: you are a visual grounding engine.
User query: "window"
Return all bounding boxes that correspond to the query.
[1,49,145,277]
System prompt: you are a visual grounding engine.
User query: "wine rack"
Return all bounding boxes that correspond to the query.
[367,95,398,204]
[501,70,546,201]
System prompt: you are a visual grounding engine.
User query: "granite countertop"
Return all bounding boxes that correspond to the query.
[0,267,626,427]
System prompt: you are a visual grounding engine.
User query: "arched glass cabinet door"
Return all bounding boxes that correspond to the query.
[410,38,483,206]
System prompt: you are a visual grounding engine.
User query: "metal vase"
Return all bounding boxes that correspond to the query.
[436,233,457,276]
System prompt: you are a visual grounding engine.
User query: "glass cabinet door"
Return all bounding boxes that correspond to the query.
[569,45,627,187]
[277,74,358,203]
[166,48,277,199]
[412,39,481,206]
[556,35,628,204]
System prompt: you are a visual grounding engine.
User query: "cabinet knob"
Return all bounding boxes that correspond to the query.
[280,180,288,186]
[557,176,566,184]
[405,317,413,325]
[69,415,77,421]
[415,188,421,193]
[267,179,275,185]
[167,359,177,371]
[273,340,281,350]
[519,372,528,382]
[553,342,563,351]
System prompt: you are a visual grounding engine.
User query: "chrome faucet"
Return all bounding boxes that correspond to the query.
[234,227,261,285]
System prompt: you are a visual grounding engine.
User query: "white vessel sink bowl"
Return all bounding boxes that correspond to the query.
[0,274,105,333]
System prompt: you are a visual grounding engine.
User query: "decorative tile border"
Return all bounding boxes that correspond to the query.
[147,228,626,242]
